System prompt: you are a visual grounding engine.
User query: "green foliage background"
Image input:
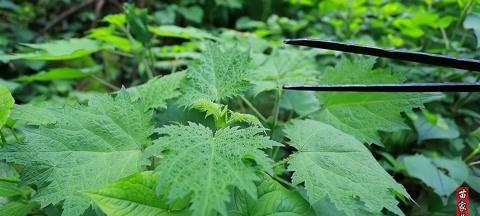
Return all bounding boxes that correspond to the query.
[0,0,480,215]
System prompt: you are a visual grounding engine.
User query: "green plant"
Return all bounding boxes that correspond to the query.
[1,2,479,216]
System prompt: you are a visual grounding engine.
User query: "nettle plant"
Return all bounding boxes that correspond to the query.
[0,41,439,216]
[0,6,445,216]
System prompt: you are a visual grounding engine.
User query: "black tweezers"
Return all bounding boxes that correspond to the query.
[283,38,480,92]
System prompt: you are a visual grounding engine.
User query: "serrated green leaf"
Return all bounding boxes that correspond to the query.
[0,201,38,216]
[402,155,469,200]
[128,72,185,111]
[9,104,61,125]
[144,123,280,216]
[315,57,439,144]
[280,90,320,116]
[228,112,261,127]
[0,91,153,216]
[285,119,409,216]
[179,44,251,106]
[84,172,190,216]
[190,100,261,128]
[16,66,101,82]
[1,38,101,61]
[249,49,318,96]
[0,85,14,128]
[229,174,315,216]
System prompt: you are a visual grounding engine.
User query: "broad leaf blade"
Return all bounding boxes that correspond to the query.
[128,72,185,111]
[145,123,279,215]
[315,57,439,144]
[10,104,61,125]
[149,25,217,40]
[402,155,469,200]
[229,174,315,216]
[179,43,251,106]
[0,201,38,216]
[84,172,190,216]
[0,91,153,215]
[15,67,101,82]
[285,119,409,216]
[249,49,318,96]
[280,90,320,116]
[1,38,101,61]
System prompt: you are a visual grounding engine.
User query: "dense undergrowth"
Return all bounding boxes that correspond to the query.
[0,0,480,215]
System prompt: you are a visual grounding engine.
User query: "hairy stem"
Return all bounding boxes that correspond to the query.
[440,28,450,50]
[90,74,120,90]
[241,95,267,122]
[273,156,290,168]
[453,0,474,41]
[272,87,282,128]
[465,144,480,162]
[273,175,297,189]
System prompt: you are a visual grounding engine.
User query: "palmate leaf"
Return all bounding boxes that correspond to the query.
[127,72,186,111]
[0,91,153,216]
[249,49,319,96]
[285,119,410,216]
[0,85,14,128]
[84,172,190,216]
[179,43,251,106]
[144,123,280,216]
[315,57,439,144]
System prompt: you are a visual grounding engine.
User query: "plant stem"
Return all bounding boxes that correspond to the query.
[272,87,282,128]
[271,147,280,161]
[142,54,154,79]
[145,48,155,79]
[296,108,322,120]
[90,75,120,90]
[453,92,474,114]
[465,144,480,162]
[440,27,450,50]
[7,127,18,142]
[273,156,290,168]
[273,175,297,189]
[453,0,474,41]
[240,95,267,122]
[0,129,6,145]
[108,50,135,58]
[470,160,480,166]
